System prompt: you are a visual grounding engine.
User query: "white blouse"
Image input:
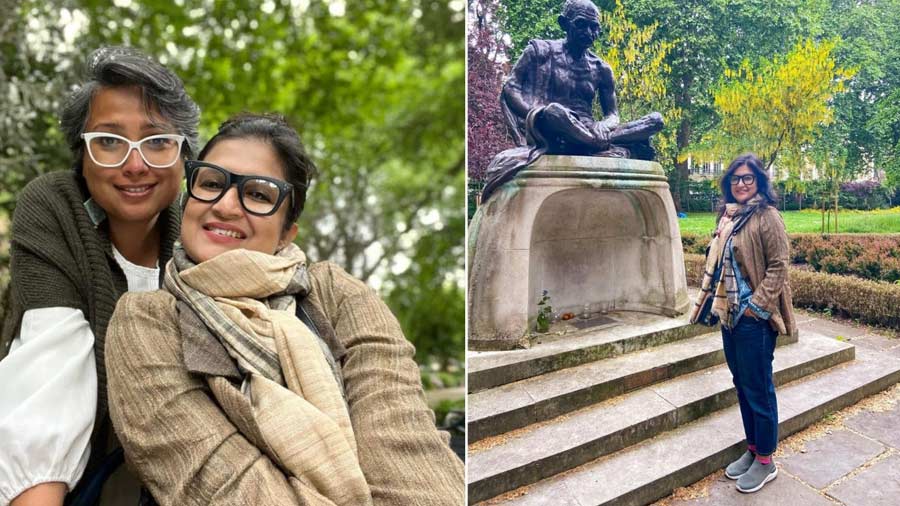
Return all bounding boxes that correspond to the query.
[0,247,159,505]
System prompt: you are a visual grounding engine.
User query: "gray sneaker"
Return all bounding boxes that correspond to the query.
[724,450,755,479]
[736,459,777,493]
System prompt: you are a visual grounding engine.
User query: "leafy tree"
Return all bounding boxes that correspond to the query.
[867,88,900,187]
[623,0,828,209]
[386,208,465,373]
[686,39,854,176]
[467,0,512,183]
[823,0,900,185]
[810,141,851,233]
[498,0,567,58]
[0,0,75,213]
[597,0,680,172]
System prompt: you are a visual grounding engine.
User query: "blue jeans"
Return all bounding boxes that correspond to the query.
[722,316,779,455]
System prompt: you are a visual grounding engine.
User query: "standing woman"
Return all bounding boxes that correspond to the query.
[691,153,796,493]
[0,47,199,505]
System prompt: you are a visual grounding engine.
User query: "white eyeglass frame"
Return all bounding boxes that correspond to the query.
[81,132,186,168]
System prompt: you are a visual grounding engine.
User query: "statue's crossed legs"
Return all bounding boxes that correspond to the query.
[534,103,664,160]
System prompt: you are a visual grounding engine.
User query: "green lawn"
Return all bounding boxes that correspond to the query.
[677,208,900,235]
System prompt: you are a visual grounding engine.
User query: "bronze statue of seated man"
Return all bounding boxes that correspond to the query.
[482,0,663,202]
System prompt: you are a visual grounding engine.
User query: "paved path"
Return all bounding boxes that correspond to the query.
[654,310,900,506]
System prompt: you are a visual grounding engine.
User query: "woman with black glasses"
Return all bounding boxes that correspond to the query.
[691,153,796,494]
[103,113,464,505]
[0,47,198,506]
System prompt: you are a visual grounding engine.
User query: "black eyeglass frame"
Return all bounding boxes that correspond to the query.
[729,174,757,186]
[184,160,296,217]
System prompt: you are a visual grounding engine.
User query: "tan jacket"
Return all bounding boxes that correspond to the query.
[731,205,797,336]
[105,261,464,506]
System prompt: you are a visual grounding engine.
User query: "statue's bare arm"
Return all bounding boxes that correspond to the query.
[502,45,535,119]
[594,62,619,134]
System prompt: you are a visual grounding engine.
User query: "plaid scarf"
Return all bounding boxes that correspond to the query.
[164,243,371,505]
[720,234,740,325]
[690,195,764,325]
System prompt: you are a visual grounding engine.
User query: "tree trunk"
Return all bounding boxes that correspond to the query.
[673,123,690,212]
[821,204,825,234]
[673,77,693,212]
[834,189,839,233]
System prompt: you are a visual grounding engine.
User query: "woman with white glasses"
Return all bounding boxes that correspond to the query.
[0,46,199,506]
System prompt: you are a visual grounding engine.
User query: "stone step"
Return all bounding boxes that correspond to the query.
[468,332,854,504]
[469,311,711,393]
[474,345,900,506]
[469,330,798,442]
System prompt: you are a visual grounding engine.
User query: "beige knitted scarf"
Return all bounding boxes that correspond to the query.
[164,243,372,505]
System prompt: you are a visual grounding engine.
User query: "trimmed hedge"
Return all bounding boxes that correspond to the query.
[682,233,900,283]
[683,253,900,328]
[684,253,706,287]
[790,234,900,282]
[681,233,710,256]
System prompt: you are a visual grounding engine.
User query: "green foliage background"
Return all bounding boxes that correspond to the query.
[0,0,465,382]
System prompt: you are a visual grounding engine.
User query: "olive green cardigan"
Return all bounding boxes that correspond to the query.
[0,170,180,474]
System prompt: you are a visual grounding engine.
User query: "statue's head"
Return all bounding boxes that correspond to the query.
[558,0,600,51]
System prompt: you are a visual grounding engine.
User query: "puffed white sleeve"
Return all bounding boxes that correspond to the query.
[0,307,96,505]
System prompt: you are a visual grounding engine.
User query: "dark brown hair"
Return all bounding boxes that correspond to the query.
[198,113,316,229]
[719,153,778,206]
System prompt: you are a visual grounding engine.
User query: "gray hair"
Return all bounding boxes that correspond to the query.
[562,0,599,19]
[60,46,200,172]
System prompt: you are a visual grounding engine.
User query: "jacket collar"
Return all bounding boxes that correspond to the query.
[177,300,243,380]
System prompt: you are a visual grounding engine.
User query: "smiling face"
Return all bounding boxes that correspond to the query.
[731,164,759,204]
[81,86,184,224]
[180,138,298,263]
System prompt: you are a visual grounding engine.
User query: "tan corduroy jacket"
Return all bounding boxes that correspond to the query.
[105,261,464,506]
[730,205,797,337]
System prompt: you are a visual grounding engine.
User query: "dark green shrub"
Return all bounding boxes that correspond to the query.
[839,180,894,210]
[680,233,708,255]
[820,254,850,275]
[809,244,837,271]
[883,257,900,283]
[468,179,484,222]
[840,241,864,259]
[850,252,882,280]
[684,253,706,286]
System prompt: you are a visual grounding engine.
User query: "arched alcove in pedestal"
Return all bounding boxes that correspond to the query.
[527,188,677,318]
[468,156,689,349]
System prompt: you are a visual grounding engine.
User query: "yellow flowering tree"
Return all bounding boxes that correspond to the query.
[597,0,681,168]
[686,38,855,177]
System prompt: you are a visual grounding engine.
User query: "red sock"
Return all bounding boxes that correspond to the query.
[748,444,757,454]
[756,455,772,465]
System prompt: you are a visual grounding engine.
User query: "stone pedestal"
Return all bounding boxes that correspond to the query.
[468,155,690,350]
